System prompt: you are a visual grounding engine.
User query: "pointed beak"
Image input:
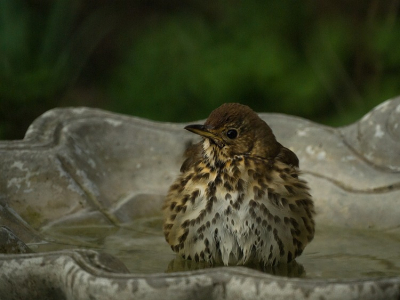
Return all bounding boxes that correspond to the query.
[184,124,214,138]
[184,124,224,147]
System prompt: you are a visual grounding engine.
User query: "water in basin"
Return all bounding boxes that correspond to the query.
[30,216,400,278]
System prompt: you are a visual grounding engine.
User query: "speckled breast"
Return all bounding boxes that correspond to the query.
[163,155,315,266]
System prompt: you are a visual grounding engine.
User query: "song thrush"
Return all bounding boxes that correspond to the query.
[163,103,315,266]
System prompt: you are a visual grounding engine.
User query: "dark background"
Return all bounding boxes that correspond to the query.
[1,0,399,140]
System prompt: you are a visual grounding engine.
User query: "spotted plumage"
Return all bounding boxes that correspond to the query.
[163,103,315,266]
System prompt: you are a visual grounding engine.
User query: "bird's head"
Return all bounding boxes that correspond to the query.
[185,103,282,161]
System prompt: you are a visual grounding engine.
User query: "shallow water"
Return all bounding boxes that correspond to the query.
[30,216,400,278]
[297,225,400,278]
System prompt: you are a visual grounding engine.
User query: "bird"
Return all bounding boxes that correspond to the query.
[163,103,315,267]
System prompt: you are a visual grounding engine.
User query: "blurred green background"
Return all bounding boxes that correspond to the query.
[1,0,399,140]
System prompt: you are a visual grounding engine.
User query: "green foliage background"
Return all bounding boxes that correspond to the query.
[1,0,399,139]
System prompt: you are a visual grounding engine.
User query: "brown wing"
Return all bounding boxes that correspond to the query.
[276,144,299,168]
[180,141,203,173]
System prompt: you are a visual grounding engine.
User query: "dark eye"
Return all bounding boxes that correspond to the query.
[226,129,238,139]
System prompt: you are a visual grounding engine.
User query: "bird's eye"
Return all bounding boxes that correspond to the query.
[226,129,238,139]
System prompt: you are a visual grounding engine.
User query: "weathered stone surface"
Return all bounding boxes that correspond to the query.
[1,250,399,300]
[0,97,399,299]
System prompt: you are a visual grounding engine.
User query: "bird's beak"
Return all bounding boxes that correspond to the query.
[184,124,224,148]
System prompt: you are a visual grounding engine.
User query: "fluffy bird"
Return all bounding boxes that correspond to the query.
[163,103,315,266]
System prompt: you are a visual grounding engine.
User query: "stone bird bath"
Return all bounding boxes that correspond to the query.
[0,98,399,299]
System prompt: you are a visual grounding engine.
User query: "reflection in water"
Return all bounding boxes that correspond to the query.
[166,256,305,278]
